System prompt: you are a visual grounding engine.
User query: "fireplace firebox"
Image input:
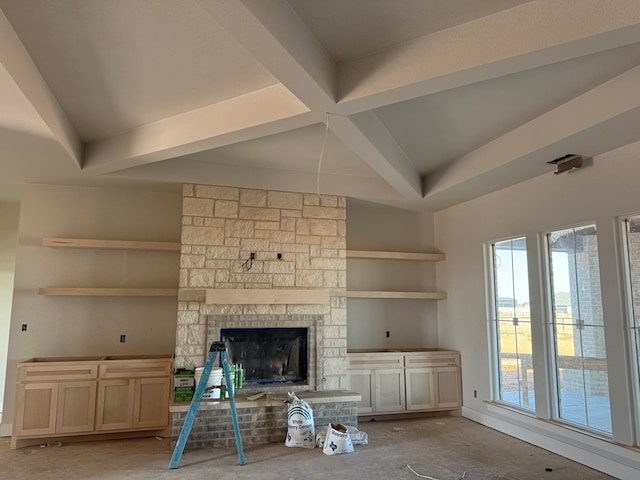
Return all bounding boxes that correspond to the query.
[220,327,308,386]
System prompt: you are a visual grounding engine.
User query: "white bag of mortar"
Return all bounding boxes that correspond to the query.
[322,423,354,455]
[284,392,315,448]
[316,424,368,448]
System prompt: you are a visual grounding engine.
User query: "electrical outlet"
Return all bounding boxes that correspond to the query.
[386,331,390,338]
[21,324,27,332]
[120,334,126,343]
[474,390,478,398]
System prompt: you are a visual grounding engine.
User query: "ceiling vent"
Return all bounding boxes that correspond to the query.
[548,154,583,174]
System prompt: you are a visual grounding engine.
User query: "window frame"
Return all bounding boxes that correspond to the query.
[619,213,640,444]
[486,235,535,412]
[542,222,612,435]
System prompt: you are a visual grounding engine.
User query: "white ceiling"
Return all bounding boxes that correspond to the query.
[1,0,640,211]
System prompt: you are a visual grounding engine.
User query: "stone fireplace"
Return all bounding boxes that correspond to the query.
[171,185,354,448]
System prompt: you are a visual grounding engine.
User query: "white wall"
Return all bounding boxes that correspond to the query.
[1,184,182,431]
[0,188,21,416]
[346,199,439,349]
[434,141,640,479]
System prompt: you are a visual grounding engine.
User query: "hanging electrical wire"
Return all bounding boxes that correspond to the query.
[316,112,330,196]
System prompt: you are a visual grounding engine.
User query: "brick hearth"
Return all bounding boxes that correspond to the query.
[170,391,359,449]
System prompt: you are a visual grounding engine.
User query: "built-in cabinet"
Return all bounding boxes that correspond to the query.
[96,359,171,431]
[347,352,405,414]
[346,249,457,416]
[13,360,98,439]
[403,351,462,410]
[347,350,461,416]
[12,356,172,449]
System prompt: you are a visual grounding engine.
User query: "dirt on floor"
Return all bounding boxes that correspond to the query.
[0,416,615,480]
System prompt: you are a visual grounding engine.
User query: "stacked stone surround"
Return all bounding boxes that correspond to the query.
[176,184,347,390]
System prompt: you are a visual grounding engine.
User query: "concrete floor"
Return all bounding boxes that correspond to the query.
[1,417,614,480]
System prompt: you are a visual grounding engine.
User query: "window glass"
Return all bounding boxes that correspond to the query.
[492,237,534,410]
[547,225,611,433]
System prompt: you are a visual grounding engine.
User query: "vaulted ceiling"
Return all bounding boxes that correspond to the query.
[2,0,640,210]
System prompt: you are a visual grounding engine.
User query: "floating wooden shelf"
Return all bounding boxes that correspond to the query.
[40,237,179,298]
[346,250,445,261]
[38,288,179,297]
[346,249,447,300]
[42,237,181,252]
[347,291,447,300]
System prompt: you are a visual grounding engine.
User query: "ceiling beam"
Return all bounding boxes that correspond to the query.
[0,9,82,168]
[422,65,640,210]
[196,0,336,111]
[82,84,313,174]
[201,0,423,201]
[330,112,422,200]
[337,0,640,114]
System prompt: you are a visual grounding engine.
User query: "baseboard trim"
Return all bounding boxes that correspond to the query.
[0,422,12,438]
[462,406,640,480]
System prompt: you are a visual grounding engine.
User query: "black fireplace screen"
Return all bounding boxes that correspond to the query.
[220,328,308,386]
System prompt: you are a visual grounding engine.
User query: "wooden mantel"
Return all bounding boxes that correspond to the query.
[205,289,331,305]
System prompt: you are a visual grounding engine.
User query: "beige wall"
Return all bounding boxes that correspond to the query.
[0,189,21,415]
[434,141,640,477]
[1,184,182,428]
[346,199,439,349]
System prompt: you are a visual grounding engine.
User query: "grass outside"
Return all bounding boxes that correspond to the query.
[498,308,575,357]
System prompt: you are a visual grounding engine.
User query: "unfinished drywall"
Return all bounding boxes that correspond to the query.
[0,189,21,418]
[1,184,182,430]
[346,199,439,349]
[434,141,640,478]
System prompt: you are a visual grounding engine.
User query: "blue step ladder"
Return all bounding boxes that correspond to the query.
[169,341,245,469]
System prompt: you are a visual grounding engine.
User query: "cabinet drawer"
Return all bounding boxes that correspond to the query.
[348,353,404,370]
[99,360,172,379]
[18,364,98,382]
[403,352,460,368]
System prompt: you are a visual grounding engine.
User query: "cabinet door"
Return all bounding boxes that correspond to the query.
[348,369,374,414]
[56,381,97,434]
[405,368,436,411]
[133,377,170,428]
[434,367,461,408]
[375,368,405,413]
[14,383,58,436]
[96,379,135,431]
